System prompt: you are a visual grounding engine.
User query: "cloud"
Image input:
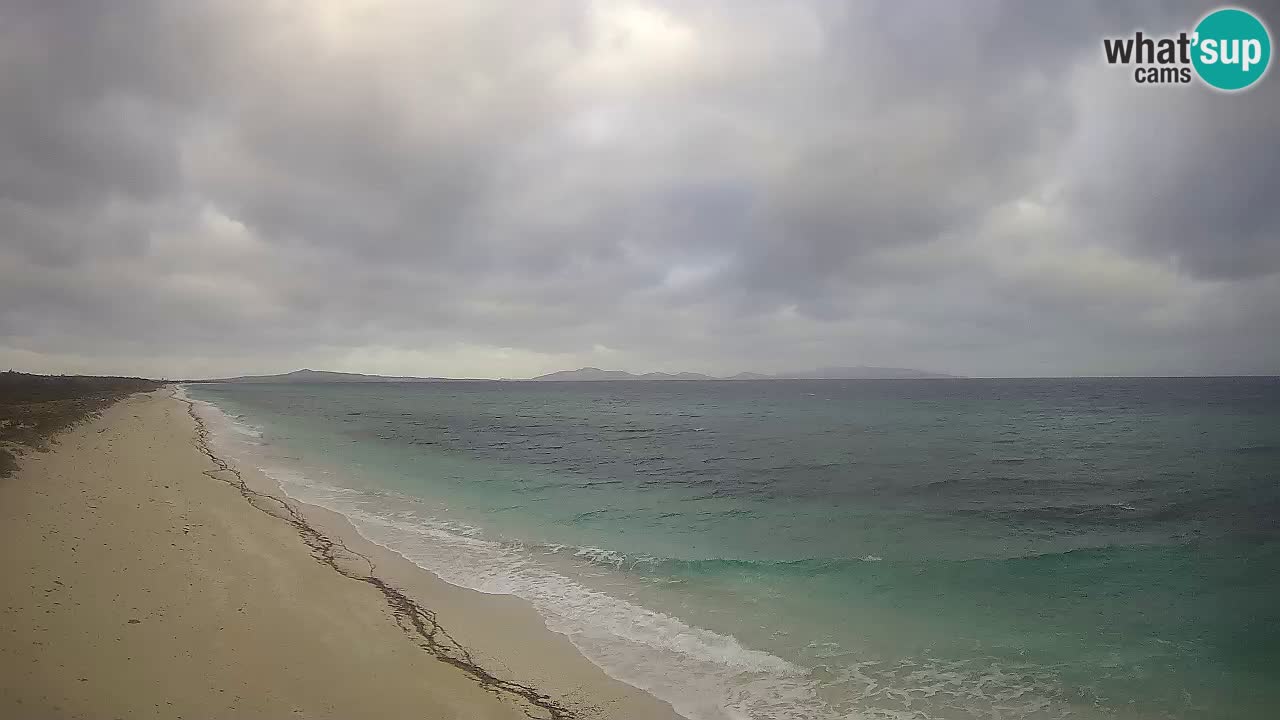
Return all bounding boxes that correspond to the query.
[0,0,1277,378]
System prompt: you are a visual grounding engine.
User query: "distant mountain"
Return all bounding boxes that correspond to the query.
[640,371,719,380]
[191,369,467,383]
[530,366,959,381]
[531,368,637,381]
[531,367,716,381]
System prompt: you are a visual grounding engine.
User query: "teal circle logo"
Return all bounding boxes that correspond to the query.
[1192,7,1271,91]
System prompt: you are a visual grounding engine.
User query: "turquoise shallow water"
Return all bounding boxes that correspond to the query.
[187,378,1280,719]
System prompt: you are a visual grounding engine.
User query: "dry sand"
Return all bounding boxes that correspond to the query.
[0,390,681,719]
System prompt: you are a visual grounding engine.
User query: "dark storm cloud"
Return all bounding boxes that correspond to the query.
[0,0,1277,378]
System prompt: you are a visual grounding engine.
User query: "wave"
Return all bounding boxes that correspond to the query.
[276,489,826,720]
[517,538,1280,588]
[295,500,1141,720]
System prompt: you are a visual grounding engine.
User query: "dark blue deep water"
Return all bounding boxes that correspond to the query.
[188,377,1280,720]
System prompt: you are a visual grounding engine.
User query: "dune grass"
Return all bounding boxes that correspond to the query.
[0,371,162,477]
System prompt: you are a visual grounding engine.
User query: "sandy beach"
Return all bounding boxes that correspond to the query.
[0,389,680,719]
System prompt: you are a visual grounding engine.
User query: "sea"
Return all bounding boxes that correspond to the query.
[184,377,1280,720]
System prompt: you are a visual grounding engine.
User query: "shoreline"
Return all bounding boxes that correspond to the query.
[0,389,681,719]
[174,390,577,719]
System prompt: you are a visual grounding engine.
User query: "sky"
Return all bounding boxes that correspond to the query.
[1,0,1278,379]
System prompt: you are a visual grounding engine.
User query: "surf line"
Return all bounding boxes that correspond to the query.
[172,388,578,720]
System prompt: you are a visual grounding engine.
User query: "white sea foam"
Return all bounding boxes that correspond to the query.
[292,498,836,720]
[571,546,662,570]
